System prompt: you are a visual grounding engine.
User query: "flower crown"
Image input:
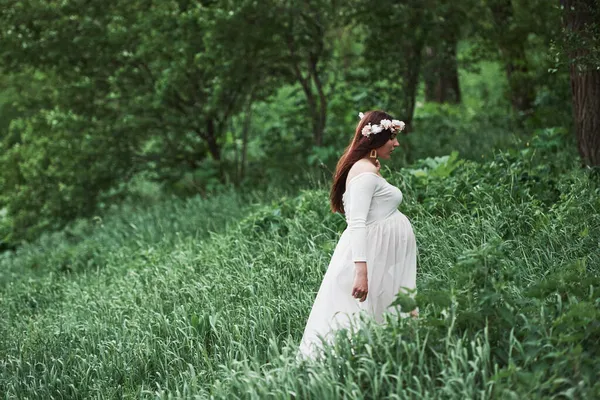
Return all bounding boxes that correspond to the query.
[358,112,406,137]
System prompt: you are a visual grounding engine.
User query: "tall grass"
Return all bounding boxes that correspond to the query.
[1,136,599,398]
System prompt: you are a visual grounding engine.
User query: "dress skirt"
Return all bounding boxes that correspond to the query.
[298,209,417,359]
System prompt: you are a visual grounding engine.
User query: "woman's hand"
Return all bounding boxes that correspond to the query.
[352,263,368,302]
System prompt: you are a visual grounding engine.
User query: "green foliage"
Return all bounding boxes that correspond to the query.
[466,0,563,114]
[406,151,464,180]
[554,0,600,71]
[0,0,577,245]
[0,1,592,395]
[404,102,520,164]
[0,108,136,243]
[0,0,287,244]
[0,139,598,397]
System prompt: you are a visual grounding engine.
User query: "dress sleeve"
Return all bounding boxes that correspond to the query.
[346,173,379,263]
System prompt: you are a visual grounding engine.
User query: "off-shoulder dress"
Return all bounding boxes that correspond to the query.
[298,172,418,359]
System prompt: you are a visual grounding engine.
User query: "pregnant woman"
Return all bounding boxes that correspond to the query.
[298,110,418,359]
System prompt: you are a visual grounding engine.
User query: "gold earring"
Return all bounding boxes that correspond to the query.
[369,149,377,158]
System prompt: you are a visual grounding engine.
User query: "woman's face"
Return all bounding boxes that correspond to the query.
[376,132,400,159]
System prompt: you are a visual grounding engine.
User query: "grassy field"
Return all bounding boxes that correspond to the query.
[1,130,599,398]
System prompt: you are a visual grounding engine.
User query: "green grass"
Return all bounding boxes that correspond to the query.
[1,137,599,398]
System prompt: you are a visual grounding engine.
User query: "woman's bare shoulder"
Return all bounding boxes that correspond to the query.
[347,159,378,182]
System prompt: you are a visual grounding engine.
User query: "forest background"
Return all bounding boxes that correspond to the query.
[0,0,598,246]
[0,0,599,398]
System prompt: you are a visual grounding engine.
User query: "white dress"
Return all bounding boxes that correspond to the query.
[298,171,418,359]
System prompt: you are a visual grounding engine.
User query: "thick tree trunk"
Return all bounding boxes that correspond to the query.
[402,33,427,133]
[424,40,461,104]
[571,70,600,166]
[502,45,535,113]
[564,0,600,166]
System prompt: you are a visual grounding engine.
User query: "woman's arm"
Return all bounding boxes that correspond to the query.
[346,171,378,302]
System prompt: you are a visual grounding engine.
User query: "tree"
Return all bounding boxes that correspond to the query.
[0,0,282,242]
[488,0,536,113]
[422,1,467,104]
[356,0,435,130]
[274,0,340,147]
[470,0,561,115]
[562,0,600,167]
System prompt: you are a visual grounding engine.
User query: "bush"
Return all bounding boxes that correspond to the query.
[0,136,598,398]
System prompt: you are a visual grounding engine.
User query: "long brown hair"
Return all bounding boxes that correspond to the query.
[330,110,396,214]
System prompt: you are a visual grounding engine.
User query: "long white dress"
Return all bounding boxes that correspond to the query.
[298,171,418,359]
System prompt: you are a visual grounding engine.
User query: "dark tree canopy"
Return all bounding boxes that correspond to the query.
[0,0,593,244]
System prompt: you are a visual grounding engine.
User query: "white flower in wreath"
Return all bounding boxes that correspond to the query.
[380,119,392,130]
[371,124,384,134]
[361,124,373,137]
[392,120,405,131]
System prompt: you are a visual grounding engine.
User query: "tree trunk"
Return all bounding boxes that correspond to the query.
[572,70,600,166]
[293,66,322,146]
[305,89,321,146]
[240,100,252,180]
[424,39,461,104]
[311,66,327,147]
[205,118,221,161]
[402,33,427,133]
[424,46,437,102]
[490,0,535,114]
[503,45,535,113]
[564,0,600,166]
[404,65,420,132]
[230,119,239,184]
[284,10,328,147]
[440,38,461,104]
